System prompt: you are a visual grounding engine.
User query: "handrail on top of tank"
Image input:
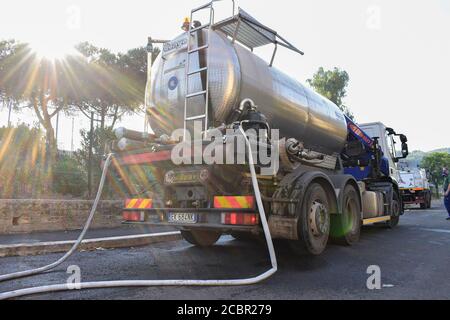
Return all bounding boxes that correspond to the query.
[212,6,304,66]
[194,0,235,18]
[209,0,236,16]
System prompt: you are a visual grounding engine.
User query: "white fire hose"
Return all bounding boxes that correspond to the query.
[0,126,278,300]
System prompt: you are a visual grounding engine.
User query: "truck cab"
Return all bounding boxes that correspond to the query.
[359,122,407,183]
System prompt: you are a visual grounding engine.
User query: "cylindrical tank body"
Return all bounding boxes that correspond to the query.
[148,30,348,155]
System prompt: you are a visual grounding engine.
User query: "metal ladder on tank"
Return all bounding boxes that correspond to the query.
[183,2,216,141]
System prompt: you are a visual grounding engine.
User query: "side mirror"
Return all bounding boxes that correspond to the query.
[400,134,408,144]
[401,142,409,158]
[386,127,396,135]
[392,133,409,161]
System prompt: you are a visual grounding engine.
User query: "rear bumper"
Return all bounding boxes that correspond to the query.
[402,200,425,205]
[400,189,429,204]
[122,207,262,233]
[123,220,261,234]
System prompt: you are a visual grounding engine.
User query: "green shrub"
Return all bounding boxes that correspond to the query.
[52,155,87,197]
[0,124,49,198]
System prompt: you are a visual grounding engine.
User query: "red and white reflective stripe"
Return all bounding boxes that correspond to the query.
[213,196,255,209]
[125,199,153,210]
[123,199,153,222]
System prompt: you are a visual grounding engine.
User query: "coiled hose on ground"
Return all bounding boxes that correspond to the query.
[0,126,278,299]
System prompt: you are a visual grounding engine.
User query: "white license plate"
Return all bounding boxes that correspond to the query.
[168,213,198,224]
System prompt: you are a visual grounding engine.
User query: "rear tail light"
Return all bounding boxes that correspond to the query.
[221,213,259,226]
[123,211,145,222]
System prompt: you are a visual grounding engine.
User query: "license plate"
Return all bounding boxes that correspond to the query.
[168,213,198,224]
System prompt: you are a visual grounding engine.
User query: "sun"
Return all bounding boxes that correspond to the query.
[30,39,77,60]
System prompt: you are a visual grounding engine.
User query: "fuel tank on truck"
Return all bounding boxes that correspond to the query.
[147,29,348,156]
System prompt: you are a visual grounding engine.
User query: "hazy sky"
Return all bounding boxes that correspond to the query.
[1,0,449,152]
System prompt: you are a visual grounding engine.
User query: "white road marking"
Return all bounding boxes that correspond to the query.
[419,228,450,234]
[428,241,444,246]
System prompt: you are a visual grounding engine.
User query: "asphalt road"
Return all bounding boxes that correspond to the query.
[0,225,175,245]
[0,201,449,300]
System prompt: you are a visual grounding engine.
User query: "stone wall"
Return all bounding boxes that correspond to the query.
[0,200,123,234]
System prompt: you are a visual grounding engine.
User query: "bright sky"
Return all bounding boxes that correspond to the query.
[0,0,449,152]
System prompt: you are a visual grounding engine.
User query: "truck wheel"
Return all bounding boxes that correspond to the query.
[386,192,400,228]
[181,230,222,247]
[420,192,431,209]
[291,183,331,256]
[332,185,361,246]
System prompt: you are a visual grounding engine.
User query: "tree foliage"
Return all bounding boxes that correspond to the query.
[421,152,450,192]
[0,41,77,156]
[0,124,87,198]
[0,124,47,198]
[307,67,354,120]
[0,38,153,198]
[75,127,115,170]
[0,40,149,151]
[52,155,86,197]
[74,127,117,198]
[72,42,148,130]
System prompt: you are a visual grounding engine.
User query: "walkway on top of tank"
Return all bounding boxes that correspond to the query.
[212,7,304,61]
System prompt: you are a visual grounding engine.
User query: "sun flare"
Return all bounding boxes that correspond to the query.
[30,39,77,60]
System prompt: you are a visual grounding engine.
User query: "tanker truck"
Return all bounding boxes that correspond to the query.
[108,2,409,256]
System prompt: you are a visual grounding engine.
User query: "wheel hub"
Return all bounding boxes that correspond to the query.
[309,201,329,237]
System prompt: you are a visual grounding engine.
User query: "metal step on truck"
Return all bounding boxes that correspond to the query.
[106,1,410,256]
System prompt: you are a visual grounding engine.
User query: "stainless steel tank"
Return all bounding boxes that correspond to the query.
[148,30,348,155]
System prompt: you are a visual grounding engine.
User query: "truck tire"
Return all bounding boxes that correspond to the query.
[331,185,361,246]
[290,183,331,256]
[181,230,222,247]
[386,192,400,228]
[420,191,431,209]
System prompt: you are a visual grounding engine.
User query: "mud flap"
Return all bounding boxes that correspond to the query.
[268,216,299,240]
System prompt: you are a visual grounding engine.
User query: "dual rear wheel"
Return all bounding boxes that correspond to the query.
[332,185,362,246]
[291,183,362,256]
[180,183,401,258]
[293,183,331,256]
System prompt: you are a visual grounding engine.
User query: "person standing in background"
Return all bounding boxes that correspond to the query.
[443,168,450,221]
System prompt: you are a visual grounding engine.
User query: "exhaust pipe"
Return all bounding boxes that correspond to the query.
[116,138,148,152]
[115,127,157,143]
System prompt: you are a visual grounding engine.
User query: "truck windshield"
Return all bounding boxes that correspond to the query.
[399,173,415,188]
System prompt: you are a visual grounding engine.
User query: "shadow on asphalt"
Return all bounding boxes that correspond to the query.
[174,236,350,275]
